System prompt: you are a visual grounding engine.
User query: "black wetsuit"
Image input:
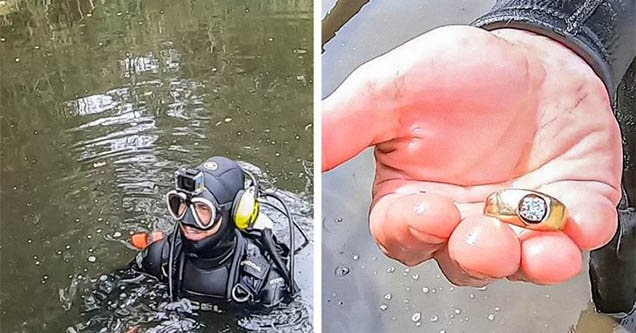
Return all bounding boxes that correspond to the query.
[473,0,635,314]
[130,227,292,308]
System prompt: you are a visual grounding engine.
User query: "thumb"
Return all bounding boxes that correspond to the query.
[321,25,532,171]
[321,73,395,171]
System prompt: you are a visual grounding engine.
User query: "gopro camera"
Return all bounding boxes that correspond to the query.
[175,168,204,195]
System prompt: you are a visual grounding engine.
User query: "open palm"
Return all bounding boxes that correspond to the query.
[323,26,622,285]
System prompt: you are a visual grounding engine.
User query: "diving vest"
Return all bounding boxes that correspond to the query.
[131,229,291,308]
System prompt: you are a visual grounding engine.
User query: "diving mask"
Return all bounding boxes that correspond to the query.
[166,190,228,230]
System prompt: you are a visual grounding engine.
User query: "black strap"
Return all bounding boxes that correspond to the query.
[227,230,247,300]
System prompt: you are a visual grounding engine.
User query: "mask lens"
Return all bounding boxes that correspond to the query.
[167,193,186,219]
[194,202,215,227]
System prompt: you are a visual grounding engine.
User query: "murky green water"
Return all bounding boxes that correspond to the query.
[0,1,313,332]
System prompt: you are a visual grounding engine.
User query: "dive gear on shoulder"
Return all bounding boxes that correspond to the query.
[131,228,293,307]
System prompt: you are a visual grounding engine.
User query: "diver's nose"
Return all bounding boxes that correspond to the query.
[178,206,198,228]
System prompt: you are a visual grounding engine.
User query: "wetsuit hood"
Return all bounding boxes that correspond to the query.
[179,156,245,259]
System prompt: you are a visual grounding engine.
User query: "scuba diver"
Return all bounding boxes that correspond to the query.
[128,156,308,308]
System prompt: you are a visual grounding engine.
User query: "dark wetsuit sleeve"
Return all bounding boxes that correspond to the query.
[472,0,636,97]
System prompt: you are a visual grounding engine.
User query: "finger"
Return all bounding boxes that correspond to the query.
[517,230,583,284]
[537,182,619,250]
[322,25,533,171]
[321,73,394,171]
[434,246,492,287]
[448,216,520,278]
[369,192,461,266]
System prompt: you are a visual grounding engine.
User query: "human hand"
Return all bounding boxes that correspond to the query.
[322,26,622,286]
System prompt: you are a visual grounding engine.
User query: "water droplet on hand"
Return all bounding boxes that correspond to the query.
[413,203,426,215]
[411,312,421,322]
[384,293,392,300]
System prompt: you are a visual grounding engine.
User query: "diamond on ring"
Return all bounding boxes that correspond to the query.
[518,194,547,224]
[484,189,567,231]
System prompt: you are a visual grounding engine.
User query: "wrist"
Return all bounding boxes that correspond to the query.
[490,28,609,103]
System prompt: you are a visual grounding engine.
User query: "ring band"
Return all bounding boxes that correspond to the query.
[484,189,567,231]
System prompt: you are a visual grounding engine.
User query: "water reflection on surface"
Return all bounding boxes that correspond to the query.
[1,0,312,332]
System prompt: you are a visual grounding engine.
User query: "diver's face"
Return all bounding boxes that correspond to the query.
[176,200,223,241]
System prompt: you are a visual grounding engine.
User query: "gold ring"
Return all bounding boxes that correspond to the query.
[483,189,567,231]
